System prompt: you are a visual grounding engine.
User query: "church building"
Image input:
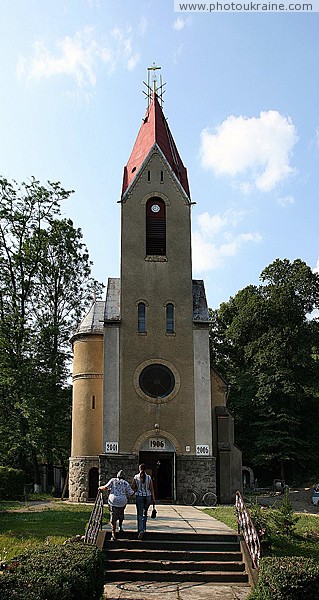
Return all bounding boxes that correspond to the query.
[69,71,242,504]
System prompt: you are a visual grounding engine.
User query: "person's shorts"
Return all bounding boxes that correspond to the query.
[108,504,125,524]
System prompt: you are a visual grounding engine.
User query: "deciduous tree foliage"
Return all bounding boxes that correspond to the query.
[0,177,103,486]
[210,258,319,483]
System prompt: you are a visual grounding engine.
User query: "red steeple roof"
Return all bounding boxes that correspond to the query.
[121,93,190,199]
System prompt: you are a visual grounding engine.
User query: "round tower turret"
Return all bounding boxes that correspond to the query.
[69,300,105,501]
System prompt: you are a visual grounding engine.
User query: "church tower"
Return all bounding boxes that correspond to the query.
[69,70,241,504]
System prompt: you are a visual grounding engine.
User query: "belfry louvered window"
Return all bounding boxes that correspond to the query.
[146,198,166,255]
[138,302,146,333]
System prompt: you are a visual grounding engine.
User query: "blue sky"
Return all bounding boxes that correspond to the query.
[1,1,318,309]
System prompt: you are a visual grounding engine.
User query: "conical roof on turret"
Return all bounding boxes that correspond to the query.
[121,93,190,199]
[71,300,105,342]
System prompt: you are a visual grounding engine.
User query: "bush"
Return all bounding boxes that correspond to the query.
[0,543,105,600]
[249,501,273,549]
[271,489,299,537]
[0,466,25,500]
[248,556,319,600]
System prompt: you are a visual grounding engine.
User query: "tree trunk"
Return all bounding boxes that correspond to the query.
[32,450,41,491]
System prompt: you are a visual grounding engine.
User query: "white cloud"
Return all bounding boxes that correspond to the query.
[197,209,244,236]
[173,17,190,30]
[192,209,262,273]
[277,195,295,207]
[200,111,298,192]
[138,16,148,36]
[17,26,140,87]
[237,181,253,195]
[127,53,140,71]
[313,258,319,274]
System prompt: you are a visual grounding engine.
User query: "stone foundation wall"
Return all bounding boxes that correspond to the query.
[69,454,216,504]
[69,456,99,502]
[176,456,216,504]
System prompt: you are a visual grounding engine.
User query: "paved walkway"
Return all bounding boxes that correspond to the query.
[103,505,251,600]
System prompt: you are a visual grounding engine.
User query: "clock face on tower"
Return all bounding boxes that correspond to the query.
[151,203,161,213]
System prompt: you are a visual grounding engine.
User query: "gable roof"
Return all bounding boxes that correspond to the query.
[121,93,190,199]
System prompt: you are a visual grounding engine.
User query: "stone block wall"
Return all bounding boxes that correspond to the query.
[176,456,216,504]
[69,454,217,505]
[69,456,99,502]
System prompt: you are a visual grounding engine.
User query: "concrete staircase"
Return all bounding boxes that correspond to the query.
[103,531,249,583]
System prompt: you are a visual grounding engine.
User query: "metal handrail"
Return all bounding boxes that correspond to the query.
[235,490,260,569]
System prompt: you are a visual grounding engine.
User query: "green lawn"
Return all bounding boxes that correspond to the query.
[203,505,238,530]
[0,501,106,561]
[204,506,319,560]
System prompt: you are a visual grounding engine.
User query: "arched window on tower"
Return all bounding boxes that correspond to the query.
[146,198,166,255]
[138,302,146,333]
[166,303,175,333]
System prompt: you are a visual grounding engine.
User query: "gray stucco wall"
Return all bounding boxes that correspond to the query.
[193,327,213,452]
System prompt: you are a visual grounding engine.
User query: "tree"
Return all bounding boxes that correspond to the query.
[0,177,103,486]
[31,218,103,487]
[210,259,319,483]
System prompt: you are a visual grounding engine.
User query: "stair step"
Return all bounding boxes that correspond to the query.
[104,531,238,543]
[105,569,249,583]
[106,559,246,572]
[105,539,240,552]
[103,530,248,585]
[105,548,243,562]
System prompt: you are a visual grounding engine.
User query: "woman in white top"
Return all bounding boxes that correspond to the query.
[99,470,134,541]
[132,463,156,540]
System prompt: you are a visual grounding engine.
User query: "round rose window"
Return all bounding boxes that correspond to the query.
[139,364,175,398]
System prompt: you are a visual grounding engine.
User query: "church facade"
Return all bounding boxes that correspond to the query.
[69,83,242,504]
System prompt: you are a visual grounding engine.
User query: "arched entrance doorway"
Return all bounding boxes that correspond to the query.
[242,466,254,490]
[139,437,176,502]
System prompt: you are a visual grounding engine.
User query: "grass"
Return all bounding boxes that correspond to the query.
[0,501,25,511]
[270,513,319,560]
[0,494,61,511]
[204,505,238,530]
[0,501,105,561]
[204,506,319,560]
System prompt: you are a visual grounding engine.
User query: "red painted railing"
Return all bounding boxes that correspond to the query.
[235,490,260,569]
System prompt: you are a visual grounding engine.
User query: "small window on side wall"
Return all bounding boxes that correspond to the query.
[138,302,146,333]
[166,303,175,333]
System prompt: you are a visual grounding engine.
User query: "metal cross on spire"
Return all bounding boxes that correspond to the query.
[148,62,161,94]
[143,63,166,108]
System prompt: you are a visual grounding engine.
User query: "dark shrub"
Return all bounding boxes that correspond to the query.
[248,556,319,600]
[249,500,273,549]
[0,543,105,600]
[0,466,25,500]
[271,489,299,537]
